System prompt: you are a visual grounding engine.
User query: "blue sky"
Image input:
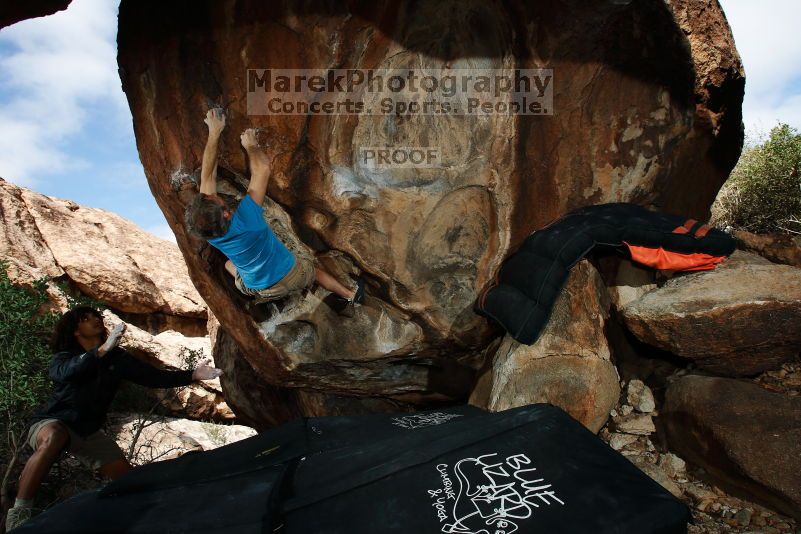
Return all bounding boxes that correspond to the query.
[0,0,799,242]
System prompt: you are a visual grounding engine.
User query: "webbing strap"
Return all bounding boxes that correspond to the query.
[672,219,712,239]
[281,409,544,512]
[671,218,697,234]
[694,224,711,238]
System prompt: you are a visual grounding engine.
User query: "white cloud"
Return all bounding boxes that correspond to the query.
[719,0,801,133]
[0,0,128,185]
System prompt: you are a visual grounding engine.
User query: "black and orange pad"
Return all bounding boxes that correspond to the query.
[476,203,736,345]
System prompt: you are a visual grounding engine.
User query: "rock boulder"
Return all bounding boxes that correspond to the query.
[0,0,71,30]
[0,178,207,336]
[116,0,744,419]
[732,229,801,268]
[662,374,801,520]
[470,261,620,433]
[621,251,801,376]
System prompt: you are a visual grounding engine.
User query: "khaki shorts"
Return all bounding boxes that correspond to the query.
[27,419,126,471]
[234,255,316,301]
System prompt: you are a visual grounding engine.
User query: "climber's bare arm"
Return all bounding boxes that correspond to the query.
[200,108,226,195]
[240,128,273,206]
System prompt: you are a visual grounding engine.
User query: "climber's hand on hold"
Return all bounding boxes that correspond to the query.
[204,107,226,136]
[240,128,259,151]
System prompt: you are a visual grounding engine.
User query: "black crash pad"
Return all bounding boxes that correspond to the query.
[14,404,690,534]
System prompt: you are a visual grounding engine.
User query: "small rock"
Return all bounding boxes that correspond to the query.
[620,404,634,416]
[697,499,713,512]
[609,432,639,451]
[615,413,656,435]
[734,508,753,527]
[785,373,801,387]
[685,484,716,503]
[627,379,656,413]
[629,457,682,498]
[658,453,687,478]
[622,438,648,454]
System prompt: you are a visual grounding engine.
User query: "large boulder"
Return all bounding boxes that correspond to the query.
[621,251,801,376]
[0,177,207,336]
[661,375,801,520]
[470,261,620,433]
[207,314,418,430]
[116,0,744,415]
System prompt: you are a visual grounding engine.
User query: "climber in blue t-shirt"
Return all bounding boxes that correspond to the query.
[185,108,363,315]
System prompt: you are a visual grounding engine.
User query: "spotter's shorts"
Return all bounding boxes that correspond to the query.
[27,418,126,471]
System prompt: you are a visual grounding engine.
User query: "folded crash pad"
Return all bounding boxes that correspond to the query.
[14,404,690,534]
[476,202,736,344]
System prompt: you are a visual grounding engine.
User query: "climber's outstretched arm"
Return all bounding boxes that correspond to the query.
[200,108,226,195]
[240,128,273,206]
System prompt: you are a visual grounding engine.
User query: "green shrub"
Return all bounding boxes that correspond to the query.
[0,261,58,448]
[712,123,801,235]
[0,260,59,501]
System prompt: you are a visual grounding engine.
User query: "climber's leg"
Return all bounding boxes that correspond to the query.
[314,268,355,301]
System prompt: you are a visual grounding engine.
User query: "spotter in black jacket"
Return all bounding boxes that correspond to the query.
[27,346,195,437]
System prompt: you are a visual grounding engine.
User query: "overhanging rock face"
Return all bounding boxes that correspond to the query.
[117,0,744,418]
[0,0,71,29]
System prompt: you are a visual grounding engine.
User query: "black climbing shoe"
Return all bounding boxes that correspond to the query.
[328,295,354,318]
[338,298,356,318]
[325,293,353,317]
[326,278,364,318]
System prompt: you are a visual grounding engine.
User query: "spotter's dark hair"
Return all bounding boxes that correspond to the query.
[50,306,107,353]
